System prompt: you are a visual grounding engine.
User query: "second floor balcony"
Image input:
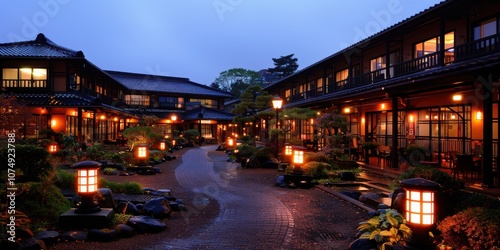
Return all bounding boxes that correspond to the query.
[288,33,500,103]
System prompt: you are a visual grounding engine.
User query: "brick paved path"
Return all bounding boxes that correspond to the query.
[148,146,368,249]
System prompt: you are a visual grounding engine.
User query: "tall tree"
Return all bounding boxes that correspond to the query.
[267,54,299,79]
[212,68,262,97]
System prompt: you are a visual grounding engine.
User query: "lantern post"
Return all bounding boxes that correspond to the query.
[72,160,102,214]
[401,177,440,249]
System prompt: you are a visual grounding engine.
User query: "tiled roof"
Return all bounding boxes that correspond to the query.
[14,92,97,107]
[183,107,235,121]
[0,33,83,58]
[105,70,233,98]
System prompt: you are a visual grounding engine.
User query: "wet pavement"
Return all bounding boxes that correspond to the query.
[147,145,368,249]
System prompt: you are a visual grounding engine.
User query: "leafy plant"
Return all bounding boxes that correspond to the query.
[436,207,500,250]
[111,213,132,227]
[86,143,106,161]
[54,168,76,190]
[356,209,412,250]
[0,144,53,182]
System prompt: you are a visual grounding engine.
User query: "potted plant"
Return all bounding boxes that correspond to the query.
[354,209,412,250]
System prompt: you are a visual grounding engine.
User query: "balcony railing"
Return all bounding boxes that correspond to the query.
[2,79,47,88]
[455,33,500,61]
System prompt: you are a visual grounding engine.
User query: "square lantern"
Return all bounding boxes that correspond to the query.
[284,144,293,156]
[159,140,167,150]
[135,144,149,160]
[401,177,440,248]
[48,142,58,154]
[227,137,234,148]
[72,160,102,214]
[292,146,307,165]
[401,178,440,226]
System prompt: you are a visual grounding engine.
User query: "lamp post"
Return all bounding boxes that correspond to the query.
[401,177,440,249]
[272,96,283,157]
[72,160,102,214]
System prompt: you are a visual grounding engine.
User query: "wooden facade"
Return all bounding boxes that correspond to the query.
[263,0,500,187]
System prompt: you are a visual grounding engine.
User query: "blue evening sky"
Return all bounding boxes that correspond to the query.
[1,0,443,85]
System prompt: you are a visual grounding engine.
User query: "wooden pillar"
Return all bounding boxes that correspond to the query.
[392,97,399,168]
[483,78,493,186]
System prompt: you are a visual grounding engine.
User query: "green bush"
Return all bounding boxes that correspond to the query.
[251,147,274,166]
[392,165,462,194]
[0,144,52,182]
[356,209,412,249]
[452,191,500,213]
[86,143,106,161]
[111,213,132,227]
[437,207,500,250]
[307,152,330,163]
[303,161,332,179]
[100,178,142,194]
[16,182,71,225]
[54,169,76,190]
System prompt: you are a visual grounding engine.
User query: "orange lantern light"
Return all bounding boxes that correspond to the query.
[72,160,102,213]
[284,144,293,156]
[227,137,234,147]
[159,140,166,150]
[48,142,58,154]
[292,146,307,165]
[401,177,440,248]
[172,139,176,146]
[402,178,439,226]
[135,144,149,160]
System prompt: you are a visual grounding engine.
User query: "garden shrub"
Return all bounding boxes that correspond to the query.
[452,191,500,213]
[16,182,71,225]
[54,169,76,190]
[86,143,106,161]
[111,213,132,227]
[0,144,52,182]
[302,161,331,179]
[100,178,142,194]
[392,165,463,194]
[251,146,274,166]
[437,207,500,250]
[307,152,330,163]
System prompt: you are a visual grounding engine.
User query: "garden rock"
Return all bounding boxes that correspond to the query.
[114,224,135,238]
[359,192,381,203]
[87,229,117,242]
[97,188,116,209]
[275,175,286,187]
[153,167,162,173]
[168,201,187,211]
[126,215,166,233]
[135,203,144,211]
[338,171,355,181]
[34,230,59,246]
[19,238,46,250]
[61,231,87,242]
[143,197,172,217]
[115,201,140,215]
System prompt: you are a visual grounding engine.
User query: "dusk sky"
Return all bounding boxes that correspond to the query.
[1,0,443,85]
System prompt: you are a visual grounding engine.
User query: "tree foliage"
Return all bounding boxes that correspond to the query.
[232,86,273,123]
[0,94,36,137]
[267,54,299,79]
[121,126,163,150]
[211,68,263,97]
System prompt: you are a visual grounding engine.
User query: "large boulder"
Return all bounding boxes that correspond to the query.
[115,201,140,215]
[143,198,172,218]
[34,230,59,246]
[97,188,116,209]
[126,216,166,233]
[114,224,135,238]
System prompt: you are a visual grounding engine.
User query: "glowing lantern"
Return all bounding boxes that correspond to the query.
[72,160,102,213]
[48,142,58,154]
[159,140,166,150]
[135,144,149,159]
[292,146,307,165]
[401,178,439,226]
[401,177,440,248]
[227,137,234,147]
[284,144,293,156]
[172,139,176,146]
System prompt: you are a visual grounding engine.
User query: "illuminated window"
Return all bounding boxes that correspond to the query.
[2,68,47,88]
[125,95,150,106]
[336,69,348,88]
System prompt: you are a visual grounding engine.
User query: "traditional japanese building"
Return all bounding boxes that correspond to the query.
[0,33,235,144]
[263,0,500,187]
